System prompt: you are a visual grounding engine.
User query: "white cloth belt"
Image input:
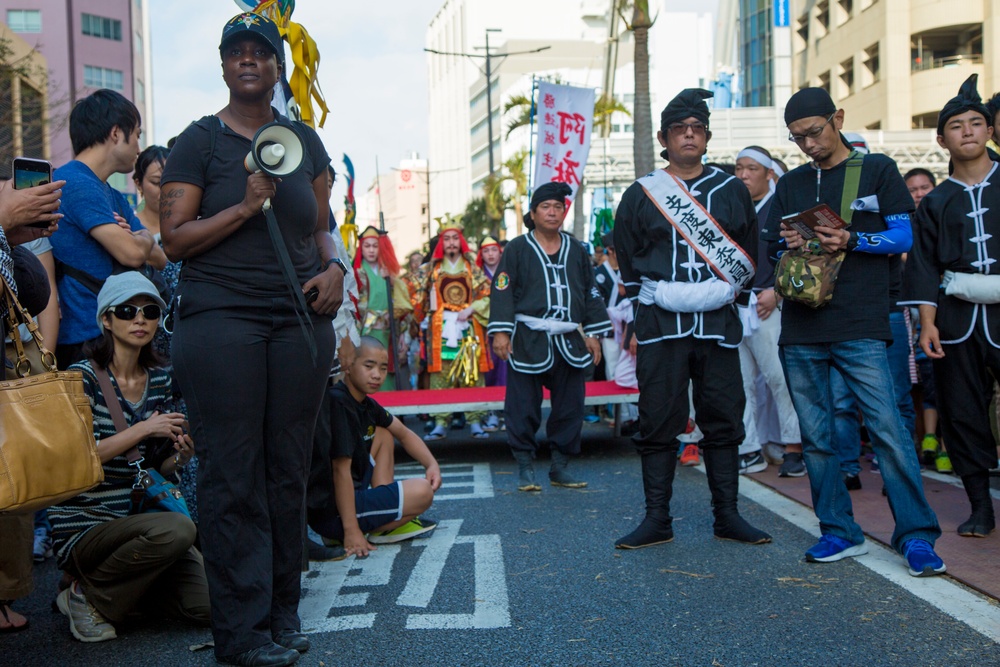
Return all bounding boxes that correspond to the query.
[738,291,760,335]
[942,270,1000,305]
[441,310,469,347]
[638,277,736,313]
[514,314,579,335]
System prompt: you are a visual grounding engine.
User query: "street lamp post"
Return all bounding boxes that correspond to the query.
[425,31,551,181]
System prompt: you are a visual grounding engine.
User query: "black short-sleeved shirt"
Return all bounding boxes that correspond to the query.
[328,380,394,491]
[160,110,330,297]
[762,153,914,345]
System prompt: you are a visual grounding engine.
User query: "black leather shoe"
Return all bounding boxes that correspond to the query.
[217,642,300,666]
[274,630,310,653]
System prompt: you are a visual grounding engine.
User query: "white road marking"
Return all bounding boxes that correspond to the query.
[396,462,495,500]
[397,519,462,608]
[299,546,401,633]
[299,519,510,632]
[405,533,511,630]
[737,475,1000,643]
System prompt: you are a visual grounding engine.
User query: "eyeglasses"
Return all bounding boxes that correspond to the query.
[667,122,708,136]
[788,112,836,144]
[109,304,162,321]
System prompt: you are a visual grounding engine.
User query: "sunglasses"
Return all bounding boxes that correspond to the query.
[109,304,162,321]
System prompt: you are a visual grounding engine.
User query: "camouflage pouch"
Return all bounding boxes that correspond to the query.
[773,150,863,309]
[774,241,847,308]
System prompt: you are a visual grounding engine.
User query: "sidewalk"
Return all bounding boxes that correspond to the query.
[749,463,1000,601]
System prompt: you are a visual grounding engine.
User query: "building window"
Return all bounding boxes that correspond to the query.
[84,65,125,91]
[7,9,42,33]
[837,0,853,23]
[136,80,145,104]
[795,12,809,51]
[862,43,880,87]
[818,71,831,95]
[81,13,123,41]
[815,1,830,37]
[135,32,143,53]
[838,58,854,97]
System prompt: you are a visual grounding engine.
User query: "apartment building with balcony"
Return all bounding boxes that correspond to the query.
[1,0,152,195]
[792,0,993,131]
[1,21,49,175]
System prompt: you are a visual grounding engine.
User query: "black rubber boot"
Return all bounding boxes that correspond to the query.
[703,446,772,544]
[615,449,676,549]
[549,449,587,488]
[513,450,540,492]
[958,471,995,537]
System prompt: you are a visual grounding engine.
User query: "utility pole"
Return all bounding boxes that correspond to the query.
[425,31,550,181]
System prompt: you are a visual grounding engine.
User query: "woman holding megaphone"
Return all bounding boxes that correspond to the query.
[159,11,344,667]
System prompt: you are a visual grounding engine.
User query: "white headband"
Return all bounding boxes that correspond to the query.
[737,148,773,170]
[772,162,785,178]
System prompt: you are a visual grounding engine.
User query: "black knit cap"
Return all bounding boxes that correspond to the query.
[784,87,837,126]
[525,182,572,230]
[660,88,713,132]
[937,74,991,135]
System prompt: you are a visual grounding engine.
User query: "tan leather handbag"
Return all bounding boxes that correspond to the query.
[0,276,103,514]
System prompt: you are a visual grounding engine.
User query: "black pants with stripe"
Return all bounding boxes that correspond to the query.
[505,354,586,456]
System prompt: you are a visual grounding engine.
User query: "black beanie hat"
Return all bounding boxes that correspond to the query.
[526,182,572,230]
[784,87,837,126]
[660,88,713,132]
[937,74,991,135]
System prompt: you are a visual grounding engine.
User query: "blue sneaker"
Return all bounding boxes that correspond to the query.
[902,539,946,577]
[805,534,869,563]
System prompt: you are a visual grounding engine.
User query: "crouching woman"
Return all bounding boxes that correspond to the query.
[48,272,209,643]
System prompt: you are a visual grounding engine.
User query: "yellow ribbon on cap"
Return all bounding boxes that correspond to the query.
[248,0,330,129]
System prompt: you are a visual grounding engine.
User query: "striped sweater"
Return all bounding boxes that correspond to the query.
[49,360,174,567]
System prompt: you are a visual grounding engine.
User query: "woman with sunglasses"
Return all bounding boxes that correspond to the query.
[47,272,209,643]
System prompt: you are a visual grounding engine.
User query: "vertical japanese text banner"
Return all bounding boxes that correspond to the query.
[533,81,595,203]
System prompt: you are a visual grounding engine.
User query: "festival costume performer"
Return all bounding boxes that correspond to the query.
[765,87,944,576]
[902,74,999,537]
[733,146,801,475]
[419,222,492,440]
[614,89,772,548]
[489,183,611,490]
[353,226,413,367]
[478,236,506,431]
[159,13,341,666]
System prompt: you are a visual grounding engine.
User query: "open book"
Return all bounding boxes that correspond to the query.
[781,204,847,240]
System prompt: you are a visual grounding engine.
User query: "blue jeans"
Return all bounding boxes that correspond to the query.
[887,310,915,442]
[830,369,861,476]
[780,340,941,552]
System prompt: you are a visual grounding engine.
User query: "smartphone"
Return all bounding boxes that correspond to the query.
[12,157,54,228]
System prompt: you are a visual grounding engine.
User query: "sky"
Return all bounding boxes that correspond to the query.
[150,1,718,207]
[150,1,442,206]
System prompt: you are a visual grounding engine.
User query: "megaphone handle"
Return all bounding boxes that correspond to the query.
[263,197,272,211]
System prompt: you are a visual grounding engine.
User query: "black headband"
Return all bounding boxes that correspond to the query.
[660,88,712,131]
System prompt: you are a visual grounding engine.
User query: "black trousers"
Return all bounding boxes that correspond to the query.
[505,354,586,456]
[934,325,1000,478]
[171,283,334,657]
[634,336,745,456]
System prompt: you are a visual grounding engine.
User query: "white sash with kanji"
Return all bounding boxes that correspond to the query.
[637,169,755,288]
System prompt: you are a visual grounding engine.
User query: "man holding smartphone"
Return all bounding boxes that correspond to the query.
[49,89,165,368]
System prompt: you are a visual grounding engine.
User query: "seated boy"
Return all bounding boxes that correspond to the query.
[308,336,442,557]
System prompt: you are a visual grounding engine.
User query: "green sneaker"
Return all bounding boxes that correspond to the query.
[921,434,939,466]
[935,451,953,474]
[368,517,438,544]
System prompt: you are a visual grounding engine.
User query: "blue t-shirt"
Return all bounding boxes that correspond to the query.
[50,160,145,345]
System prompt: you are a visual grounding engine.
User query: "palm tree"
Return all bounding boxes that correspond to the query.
[503,90,631,140]
[485,149,530,237]
[617,1,656,177]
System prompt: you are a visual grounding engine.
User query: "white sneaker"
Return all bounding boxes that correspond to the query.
[56,584,117,643]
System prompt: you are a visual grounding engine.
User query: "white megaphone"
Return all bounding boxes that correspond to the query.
[244,121,304,211]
